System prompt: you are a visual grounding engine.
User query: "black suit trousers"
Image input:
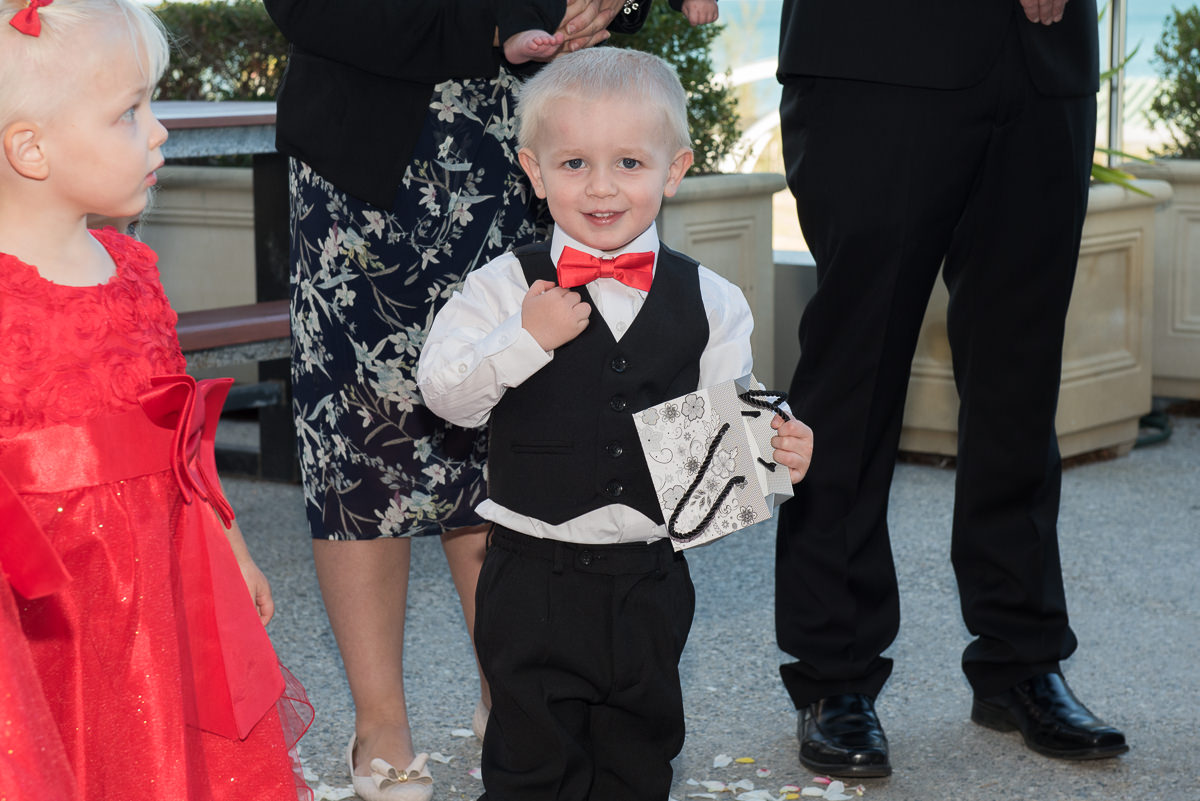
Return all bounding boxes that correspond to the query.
[775,27,1096,705]
[476,527,695,801]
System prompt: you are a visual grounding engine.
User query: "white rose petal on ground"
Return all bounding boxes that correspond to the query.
[713,754,734,768]
[312,782,356,801]
[735,790,778,801]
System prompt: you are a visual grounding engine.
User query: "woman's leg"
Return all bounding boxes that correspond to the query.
[441,524,491,709]
[312,537,416,773]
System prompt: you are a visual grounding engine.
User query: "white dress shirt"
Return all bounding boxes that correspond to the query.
[417,223,754,544]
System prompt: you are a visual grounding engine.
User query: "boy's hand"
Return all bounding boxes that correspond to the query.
[771,414,814,484]
[681,0,720,25]
[503,29,567,64]
[522,278,591,351]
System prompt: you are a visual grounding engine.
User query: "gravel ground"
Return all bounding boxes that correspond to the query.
[227,412,1200,801]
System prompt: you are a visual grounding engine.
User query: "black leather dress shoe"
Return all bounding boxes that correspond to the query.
[798,693,891,778]
[971,672,1129,760]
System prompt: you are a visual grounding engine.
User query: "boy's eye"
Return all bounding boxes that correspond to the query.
[121,106,138,121]
[564,158,585,169]
[620,158,640,169]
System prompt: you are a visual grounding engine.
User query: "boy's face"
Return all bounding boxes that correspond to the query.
[518,94,693,253]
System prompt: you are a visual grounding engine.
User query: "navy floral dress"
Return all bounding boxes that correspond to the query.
[288,68,549,540]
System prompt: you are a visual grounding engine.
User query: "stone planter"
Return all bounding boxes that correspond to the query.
[658,172,787,386]
[139,166,257,314]
[136,166,257,382]
[1129,160,1200,399]
[899,179,1173,459]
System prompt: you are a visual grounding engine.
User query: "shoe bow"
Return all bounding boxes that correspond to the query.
[370,755,433,789]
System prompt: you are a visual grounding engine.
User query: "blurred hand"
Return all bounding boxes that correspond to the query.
[681,0,719,26]
[1019,0,1068,25]
[557,0,623,51]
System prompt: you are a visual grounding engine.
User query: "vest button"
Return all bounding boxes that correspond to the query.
[610,355,628,373]
[605,480,624,497]
[606,441,624,458]
[609,395,628,412]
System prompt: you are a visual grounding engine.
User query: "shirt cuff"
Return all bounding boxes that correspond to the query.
[483,313,552,389]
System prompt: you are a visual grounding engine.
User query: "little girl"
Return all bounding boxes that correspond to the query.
[0,1,312,799]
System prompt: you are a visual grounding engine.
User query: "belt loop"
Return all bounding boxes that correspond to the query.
[552,541,565,575]
[656,540,671,579]
[486,522,496,549]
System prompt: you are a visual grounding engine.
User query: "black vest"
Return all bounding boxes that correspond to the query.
[488,242,709,525]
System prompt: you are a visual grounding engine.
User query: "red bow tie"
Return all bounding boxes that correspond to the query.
[556,246,655,291]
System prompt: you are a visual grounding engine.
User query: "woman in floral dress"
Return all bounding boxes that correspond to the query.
[264,2,638,798]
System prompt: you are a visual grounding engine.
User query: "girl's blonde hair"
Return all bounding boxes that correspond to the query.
[517,47,692,154]
[0,0,169,123]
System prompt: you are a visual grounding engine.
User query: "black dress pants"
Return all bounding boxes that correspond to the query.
[775,27,1096,705]
[475,527,695,801]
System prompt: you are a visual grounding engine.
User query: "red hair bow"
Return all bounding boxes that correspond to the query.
[10,0,52,37]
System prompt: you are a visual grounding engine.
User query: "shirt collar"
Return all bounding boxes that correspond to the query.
[549,223,660,270]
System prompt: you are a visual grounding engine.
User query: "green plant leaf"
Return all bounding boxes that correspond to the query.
[1090,162,1153,196]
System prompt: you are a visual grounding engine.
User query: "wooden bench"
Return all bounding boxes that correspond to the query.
[176,300,296,481]
[176,299,290,369]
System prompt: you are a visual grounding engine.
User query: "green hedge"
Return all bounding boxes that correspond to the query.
[1148,6,1200,159]
[609,4,742,174]
[154,0,287,102]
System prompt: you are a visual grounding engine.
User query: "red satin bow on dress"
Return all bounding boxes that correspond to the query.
[556,246,655,291]
[9,0,52,36]
[141,375,283,741]
[139,375,236,527]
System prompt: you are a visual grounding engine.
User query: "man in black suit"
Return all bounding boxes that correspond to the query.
[775,0,1128,778]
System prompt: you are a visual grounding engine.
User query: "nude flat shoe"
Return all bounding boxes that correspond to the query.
[345,733,433,801]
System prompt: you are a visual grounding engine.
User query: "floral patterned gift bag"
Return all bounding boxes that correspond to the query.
[632,374,794,551]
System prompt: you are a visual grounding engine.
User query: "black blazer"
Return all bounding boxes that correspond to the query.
[265,0,657,210]
[778,0,1098,97]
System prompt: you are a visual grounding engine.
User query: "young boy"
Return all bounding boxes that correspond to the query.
[417,48,813,801]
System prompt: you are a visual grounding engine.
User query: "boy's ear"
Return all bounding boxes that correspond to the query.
[517,147,548,199]
[662,148,694,198]
[2,121,49,181]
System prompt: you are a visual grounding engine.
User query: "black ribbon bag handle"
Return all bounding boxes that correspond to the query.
[665,387,790,544]
[667,422,747,543]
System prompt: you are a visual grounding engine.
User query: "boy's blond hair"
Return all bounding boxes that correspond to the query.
[517,47,692,154]
[0,0,169,124]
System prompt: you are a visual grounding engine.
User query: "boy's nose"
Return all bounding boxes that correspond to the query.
[587,169,617,197]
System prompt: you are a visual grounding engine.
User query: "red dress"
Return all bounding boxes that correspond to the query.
[0,229,312,801]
